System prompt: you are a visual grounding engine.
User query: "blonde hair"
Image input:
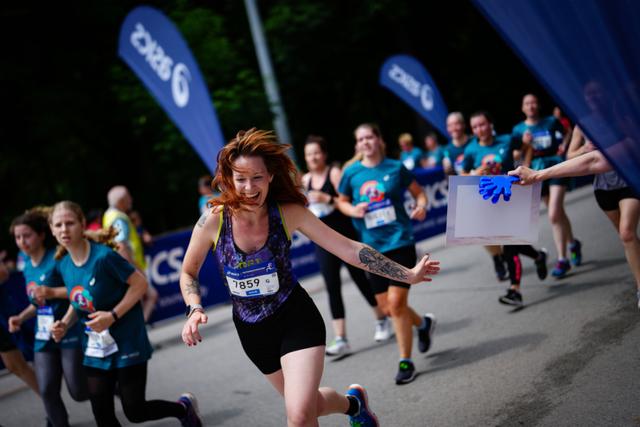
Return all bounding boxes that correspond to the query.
[49,201,118,260]
[398,133,413,144]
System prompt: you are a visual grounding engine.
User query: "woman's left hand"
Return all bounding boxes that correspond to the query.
[408,254,441,284]
[409,205,427,221]
[86,311,115,333]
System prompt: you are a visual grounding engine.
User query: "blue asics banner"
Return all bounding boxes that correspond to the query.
[118,6,225,173]
[380,54,449,136]
[473,0,640,194]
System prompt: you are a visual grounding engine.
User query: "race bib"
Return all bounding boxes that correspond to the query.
[532,130,552,150]
[364,199,397,229]
[224,260,280,298]
[35,306,54,341]
[85,327,119,358]
[308,202,335,218]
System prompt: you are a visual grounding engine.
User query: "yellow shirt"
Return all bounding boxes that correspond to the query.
[102,207,146,270]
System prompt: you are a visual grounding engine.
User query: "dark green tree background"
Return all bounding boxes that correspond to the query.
[1,0,553,254]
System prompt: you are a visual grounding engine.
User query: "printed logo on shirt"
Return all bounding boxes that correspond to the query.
[454,153,465,174]
[39,274,46,282]
[26,281,38,299]
[359,180,386,203]
[89,277,96,286]
[70,285,95,313]
[481,153,504,175]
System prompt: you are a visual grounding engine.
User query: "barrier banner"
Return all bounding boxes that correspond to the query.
[118,6,225,173]
[379,54,449,136]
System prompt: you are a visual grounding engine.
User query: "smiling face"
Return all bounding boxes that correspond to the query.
[232,155,273,210]
[470,114,493,142]
[50,208,85,248]
[304,142,327,172]
[355,126,383,160]
[13,224,45,256]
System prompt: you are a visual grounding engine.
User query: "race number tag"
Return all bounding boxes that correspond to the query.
[532,130,552,150]
[85,327,119,358]
[364,199,397,229]
[35,306,54,341]
[403,157,415,170]
[224,260,279,298]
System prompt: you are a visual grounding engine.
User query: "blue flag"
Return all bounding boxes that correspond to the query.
[473,0,640,194]
[118,6,225,173]
[379,54,449,136]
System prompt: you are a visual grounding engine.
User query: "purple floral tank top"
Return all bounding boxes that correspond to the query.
[214,202,299,323]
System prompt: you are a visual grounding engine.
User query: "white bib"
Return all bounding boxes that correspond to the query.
[85,327,119,358]
[532,130,552,150]
[35,306,54,341]
[364,199,397,229]
[402,157,415,170]
[224,260,280,298]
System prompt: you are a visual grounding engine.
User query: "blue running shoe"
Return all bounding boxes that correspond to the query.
[569,239,582,266]
[178,392,202,427]
[551,259,571,278]
[346,384,379,427]
[395,360,417,385]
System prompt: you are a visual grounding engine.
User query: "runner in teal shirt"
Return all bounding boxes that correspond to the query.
[49,201,201,426]
[9,208,88,427]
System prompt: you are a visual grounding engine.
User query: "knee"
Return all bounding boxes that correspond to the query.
[68,383,89,402]
[547,207,563,224]
[122,403,146,423]
[387,298,406,317]
[286,401,316,427]
[4,356,27,377]
[619,227,638,245]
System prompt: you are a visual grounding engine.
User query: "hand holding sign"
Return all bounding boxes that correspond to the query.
[479,176,519,203]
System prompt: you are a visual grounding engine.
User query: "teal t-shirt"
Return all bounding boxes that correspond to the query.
[512,116,565,169]
[442,136,476,175]
[399,147,424,170]
[55,241,152,370]
[23,249,82,352]
[338,158,415,253]
[462,134,516,174]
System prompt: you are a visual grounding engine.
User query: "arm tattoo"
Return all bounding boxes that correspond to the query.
[196,210,208,228]
[358,246,409,280]
[185,279,201,296]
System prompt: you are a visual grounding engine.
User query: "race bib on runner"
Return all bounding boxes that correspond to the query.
[532,130,552,151]
[85,327,118,358]
[364,199,397,229]
[224,260,280,298]
[35,306,54,341]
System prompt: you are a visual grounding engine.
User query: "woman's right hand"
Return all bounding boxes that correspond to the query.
[8,315,21,333]
[351,202,369,218]
[182,311,208,346]
[51,320,67,343]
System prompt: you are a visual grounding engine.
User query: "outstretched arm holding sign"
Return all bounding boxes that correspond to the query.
[509,150,612,185]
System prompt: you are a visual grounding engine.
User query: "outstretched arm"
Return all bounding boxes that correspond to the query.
[283,204,440,284]
[509,151,611,185]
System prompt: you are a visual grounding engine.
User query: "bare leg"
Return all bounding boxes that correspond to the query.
[331,319,346,338]
[547,185,574,259]
[278,346,349,427]
[1,349,39,395]
[618,199,640,290]
[142,284,159,323]
[387,287,421,359]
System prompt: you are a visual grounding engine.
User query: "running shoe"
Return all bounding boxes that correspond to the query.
[535,248,548,280]
[326,337,351,356]
[569,239,582,266]
[494,255,509,281]
[178,392,203,427]
[374,317,394,342]
[417,314,436,353]
[395,360,416,385]
[499,288,523,306]
[551,259,571,278]
[346,384,379,427]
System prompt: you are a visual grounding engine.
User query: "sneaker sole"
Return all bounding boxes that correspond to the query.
[348,384,380,426]
[374,332,395,343]
[498,297,523,306]
[395,371,417,385]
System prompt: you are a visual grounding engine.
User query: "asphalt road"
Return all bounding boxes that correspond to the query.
[1,185,639,427]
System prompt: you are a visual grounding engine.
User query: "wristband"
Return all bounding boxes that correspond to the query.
[110,310,119,322]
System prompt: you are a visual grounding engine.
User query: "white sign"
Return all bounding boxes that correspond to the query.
[445,176,542,246]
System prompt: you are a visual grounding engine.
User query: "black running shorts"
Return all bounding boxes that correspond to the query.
[594,187,639,212]
[0,323,17,352]
[233,285,326,375]
[366,245,417,294]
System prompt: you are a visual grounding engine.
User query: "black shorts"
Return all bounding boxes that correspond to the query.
[366,245,417,294]
[0,323,17,352]
[594,187,639,211]
[233,285,326,375]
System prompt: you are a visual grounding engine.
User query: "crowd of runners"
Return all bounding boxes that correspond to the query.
[1,93,639,426]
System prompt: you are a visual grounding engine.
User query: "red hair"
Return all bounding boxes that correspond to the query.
[212,129,306,211]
